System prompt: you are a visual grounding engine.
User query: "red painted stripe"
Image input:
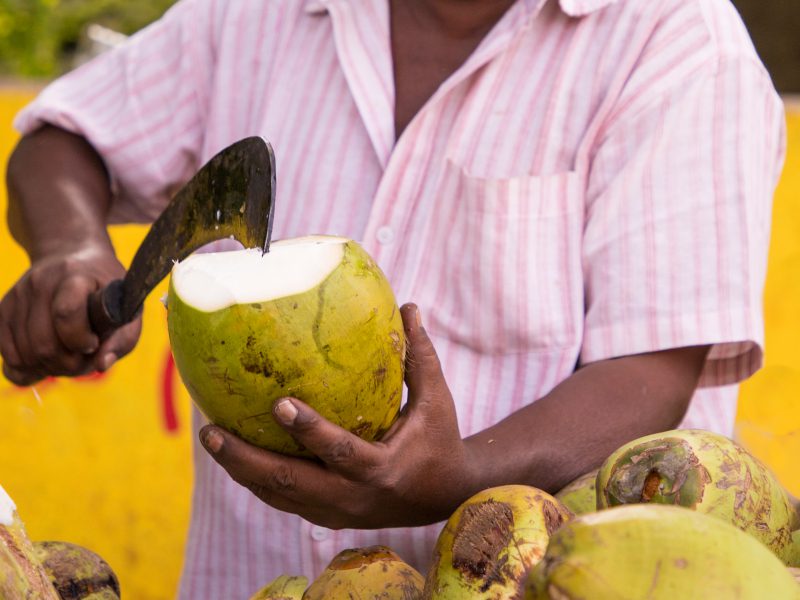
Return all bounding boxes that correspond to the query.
[161,350,179,434]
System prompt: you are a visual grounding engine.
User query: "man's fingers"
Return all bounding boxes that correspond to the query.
[94,316,143,372]
[271,397,381,474]
[27,296,58,365]
[400,303,446,406]
[27,295,85,375]
[10,287,35,368]
[2,361,44,387]
[1,292,43,385]
[52,274,100,354]
[198,425,336,507]
[0,305,23,371]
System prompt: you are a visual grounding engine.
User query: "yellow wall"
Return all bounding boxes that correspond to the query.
[0,89,193,600]
[737,103,800,490]
[0,88,798,600]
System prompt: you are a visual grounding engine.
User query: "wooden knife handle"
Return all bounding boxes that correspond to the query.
[87,279,125,340]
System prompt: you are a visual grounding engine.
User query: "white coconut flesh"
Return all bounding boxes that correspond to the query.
[0,484,16,526]
[171,235,348,312]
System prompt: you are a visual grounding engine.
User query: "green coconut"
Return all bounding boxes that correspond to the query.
[521,504,800,599]
[303,546,423,599]
[248,574,307,600]
[0,486,60,600]
[167,236,405,455]
[32,541,120,600]
[596,429,799,563]
[423,485,572,599]
[554,469,598,516]
[788,530,800,568]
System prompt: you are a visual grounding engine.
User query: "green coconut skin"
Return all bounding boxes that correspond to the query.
[423,485,572,600]
[788,530,800,568]
[521,504,800,599]
[596,429,800,563]
[167,240,405,455]
[248,574,307,600]
[303,546,423,600]
[554,469,598,516]
[0,514,60,600]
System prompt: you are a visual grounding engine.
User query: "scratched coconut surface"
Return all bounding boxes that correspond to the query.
[0,87,799,600]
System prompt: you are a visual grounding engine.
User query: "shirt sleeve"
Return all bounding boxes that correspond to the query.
[13,0,215,223]
[580,51,786,388]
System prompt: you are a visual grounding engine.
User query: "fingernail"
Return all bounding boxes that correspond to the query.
[84,338,100,355]
[201,427,224,454]
[415,307,422,328]
[274,399,298,425]
[100,353,117,371]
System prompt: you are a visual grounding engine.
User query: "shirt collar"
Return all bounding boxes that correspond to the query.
[304,0,618,17]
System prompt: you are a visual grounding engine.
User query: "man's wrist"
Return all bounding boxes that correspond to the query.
[28,234,116,266]
[459,433,524,498]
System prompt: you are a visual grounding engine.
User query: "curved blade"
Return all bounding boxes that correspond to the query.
[117,137,275,323]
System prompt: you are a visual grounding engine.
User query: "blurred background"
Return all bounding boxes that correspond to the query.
[0,1,798,599]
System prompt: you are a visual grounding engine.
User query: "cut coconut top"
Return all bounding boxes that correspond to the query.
[171,235,348,312]
[0,484,16,526]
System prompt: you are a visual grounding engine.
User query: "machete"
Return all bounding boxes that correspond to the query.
[87,136,276,338]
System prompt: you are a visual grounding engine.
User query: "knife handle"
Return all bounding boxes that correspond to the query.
[88,279,125,340]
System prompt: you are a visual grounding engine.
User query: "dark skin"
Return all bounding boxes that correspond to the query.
[2,127,141,384]
[2,0,711,528]
[390,0,516,136]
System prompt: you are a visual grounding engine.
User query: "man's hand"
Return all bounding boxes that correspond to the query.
[2,125,138,386]
[199,302,709,530]
[199,303,478,529]
[0,246,142,386]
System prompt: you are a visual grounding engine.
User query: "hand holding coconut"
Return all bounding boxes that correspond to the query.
[198,303,483,529]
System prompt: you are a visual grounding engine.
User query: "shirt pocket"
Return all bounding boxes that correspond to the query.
[423,160,585,355]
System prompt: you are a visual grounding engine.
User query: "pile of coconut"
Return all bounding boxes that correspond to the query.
[249,429,800,599]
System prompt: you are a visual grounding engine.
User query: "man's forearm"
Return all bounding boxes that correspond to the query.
[463,345,711,495]
[7,125,113,261]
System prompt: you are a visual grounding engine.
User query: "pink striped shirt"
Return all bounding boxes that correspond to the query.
[16,0,785,597]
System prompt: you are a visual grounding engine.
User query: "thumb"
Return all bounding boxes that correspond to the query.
[400,303,448,408]
[94,314,143,372]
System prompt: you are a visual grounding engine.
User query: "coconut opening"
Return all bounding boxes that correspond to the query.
[0,484,16,526]
[641,470,662,502]
[604,438,711,508]
[171,235,348,312]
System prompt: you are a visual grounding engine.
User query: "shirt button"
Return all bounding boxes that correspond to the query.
[310,526,329,541]
[376,226,395,245]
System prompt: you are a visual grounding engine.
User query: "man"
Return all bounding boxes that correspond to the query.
[1,0,784,597]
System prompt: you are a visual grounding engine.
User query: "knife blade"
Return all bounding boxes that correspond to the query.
[88,136,276,338]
